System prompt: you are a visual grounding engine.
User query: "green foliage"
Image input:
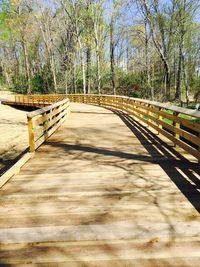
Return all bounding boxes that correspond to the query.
[31,69,55,93]
[76,78,84,93]
[0,0,200,100]
[0,76,4,86]
[116,72,144,97]
[31,74,45,93]
[0,7,10,40]
[129,91,142,98]
[118,72,142,90]
[11,74,28,94]
[10,71,53,94]
[190,77,200,91]
[101,71,112,88]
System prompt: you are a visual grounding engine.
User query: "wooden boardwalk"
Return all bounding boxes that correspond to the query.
[0,103,200,266]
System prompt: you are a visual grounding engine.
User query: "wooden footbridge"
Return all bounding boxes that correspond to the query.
[0,94,200,266]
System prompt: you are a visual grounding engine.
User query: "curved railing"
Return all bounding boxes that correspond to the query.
[2,94,200,160]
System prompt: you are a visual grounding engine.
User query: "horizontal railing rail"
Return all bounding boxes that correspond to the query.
[6,94,200,160]
[67,94,200,161]
[13,94,67,107]
[27,99,70,152]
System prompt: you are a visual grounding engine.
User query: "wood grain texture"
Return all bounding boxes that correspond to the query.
[0,153,34,188]
[3,94,200,159]
[27,99,70,152]
[0,103,199,266]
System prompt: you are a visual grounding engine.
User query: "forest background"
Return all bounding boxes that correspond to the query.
[0,0,200,104]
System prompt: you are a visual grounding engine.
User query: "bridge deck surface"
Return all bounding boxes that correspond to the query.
[0,103,200,266]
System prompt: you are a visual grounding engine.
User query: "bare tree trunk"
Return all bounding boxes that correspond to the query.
[164,61,171,100]
[144,19,154,100]
[139,0,172,100]
[80,49,86,94]
[22,40,31,94]
[86,46,91,94]
[51,53,58,93]
[4,68,11,87]
[173,51,177,90]
[183,55,189,105]
[175,0,187,103]
[38,11,58,93]
[65,70,68,94]
[110,17,116,95]
[91,3,102,95]
[73,54,77,94]
[126,31,129,72]
[175,37,183,102]
[96,49,101,94]
[48,25,58,93]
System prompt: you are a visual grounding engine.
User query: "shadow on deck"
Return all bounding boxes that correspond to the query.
[0,104,199,266]
[45,109,200,213]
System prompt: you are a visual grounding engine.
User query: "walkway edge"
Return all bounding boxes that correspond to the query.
[0,152,35,188]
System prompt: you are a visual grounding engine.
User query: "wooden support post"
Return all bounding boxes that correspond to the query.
[124,98,128,113]
[146,104,150,128]
[97,96,101,106]
[173,112,180,147]
[158,107,163,135]
[138,102,142,122]
[27,116,35,152]
[131,100,136,118]
[126,98,130,114]
[120,98,122,110]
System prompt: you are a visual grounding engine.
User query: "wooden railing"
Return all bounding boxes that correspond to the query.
[67,94,200,161]
[27,99,70,152]
[4,94,200,160]
[14,94,66,107]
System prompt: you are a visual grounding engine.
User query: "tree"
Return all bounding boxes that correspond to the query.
[0,0,199,102]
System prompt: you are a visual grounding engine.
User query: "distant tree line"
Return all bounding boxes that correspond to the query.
[0,0,200,102]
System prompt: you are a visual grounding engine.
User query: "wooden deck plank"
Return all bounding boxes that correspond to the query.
[0,222,200,244]
[0,103,199,265]
[0,238,200,266]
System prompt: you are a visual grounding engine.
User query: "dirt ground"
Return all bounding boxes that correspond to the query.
[0,104,28,175]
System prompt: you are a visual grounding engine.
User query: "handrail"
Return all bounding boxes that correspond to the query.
[67,94,200,161]
[5,93,200,160]
[12,94,200,119]
[27,99,70,152]
[27,99,68,118]
[67,94,200,119]
[13,94,64,107]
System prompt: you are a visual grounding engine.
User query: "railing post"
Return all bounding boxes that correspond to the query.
[146,104,150,128]
[131,100,136,118]
[97,95,100,106]
[124,98,128,113]
[122,98,125,111]
[27,116,35,152]
[137,101,141,122]
[158,107,163,134]
[173,112,180,147]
